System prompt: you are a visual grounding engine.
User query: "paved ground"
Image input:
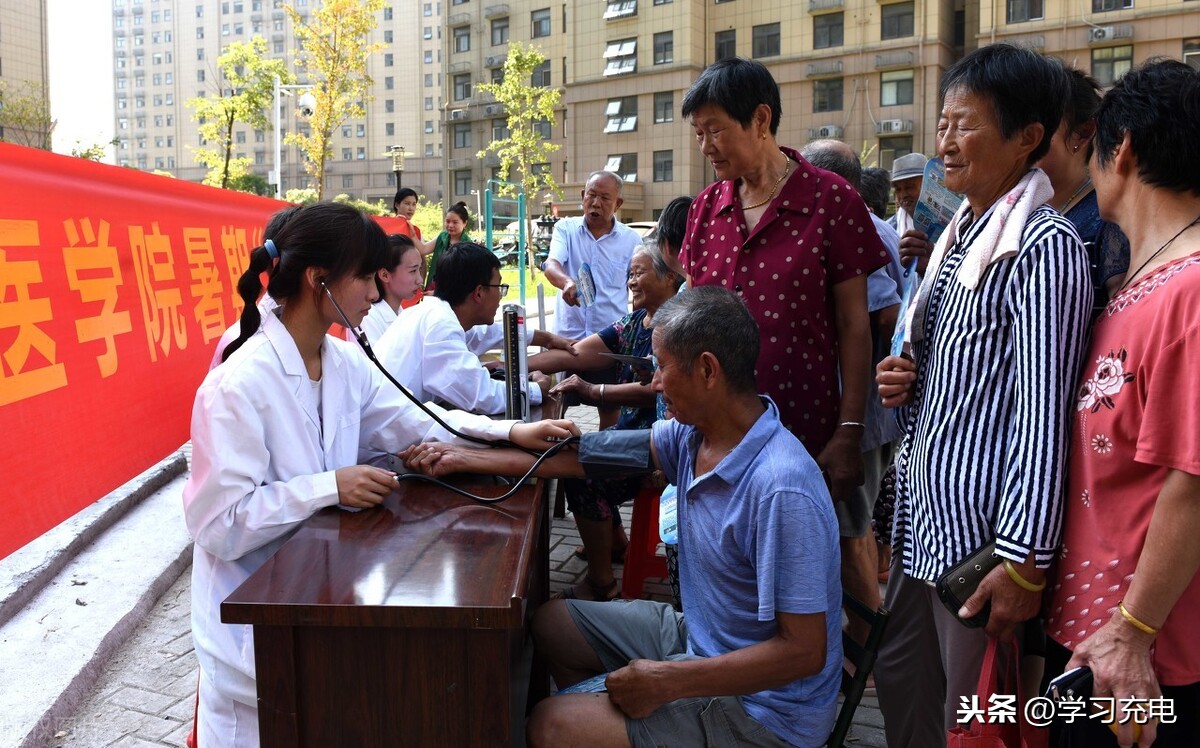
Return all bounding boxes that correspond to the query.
[46,404,886,747]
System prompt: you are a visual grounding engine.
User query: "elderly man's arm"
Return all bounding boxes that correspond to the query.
[543,259,580,307]
[817,274,869,502]
[606,612,827,720]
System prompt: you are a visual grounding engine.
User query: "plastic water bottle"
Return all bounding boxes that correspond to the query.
[659,484,678,545]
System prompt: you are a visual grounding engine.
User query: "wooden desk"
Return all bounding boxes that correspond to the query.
[222,475,550,747]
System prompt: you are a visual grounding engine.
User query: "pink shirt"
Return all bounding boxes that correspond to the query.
[1047,251,1200,686]
[680,147,889,453]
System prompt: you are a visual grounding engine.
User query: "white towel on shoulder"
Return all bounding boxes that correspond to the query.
[906,168,1054,345]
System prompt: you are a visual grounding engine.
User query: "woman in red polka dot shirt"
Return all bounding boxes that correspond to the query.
[679,57,890,501]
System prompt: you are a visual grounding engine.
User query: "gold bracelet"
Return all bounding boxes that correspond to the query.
[1003,560,1046,592]
[1118,601,1160,636]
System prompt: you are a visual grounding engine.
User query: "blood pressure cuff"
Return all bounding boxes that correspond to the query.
[578,429,655,479]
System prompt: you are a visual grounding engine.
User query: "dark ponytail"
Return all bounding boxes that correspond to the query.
[222,202,390,361]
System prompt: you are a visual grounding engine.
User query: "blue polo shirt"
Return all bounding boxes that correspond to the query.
[651,398,842,747]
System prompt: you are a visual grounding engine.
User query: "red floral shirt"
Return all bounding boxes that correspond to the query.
[680,147,889,453]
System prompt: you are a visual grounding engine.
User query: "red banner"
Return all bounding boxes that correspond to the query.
[0,143,294,559]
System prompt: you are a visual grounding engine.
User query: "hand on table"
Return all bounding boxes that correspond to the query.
[335,465,397,508]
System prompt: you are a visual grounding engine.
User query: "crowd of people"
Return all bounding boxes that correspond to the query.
[184,42,1198,748]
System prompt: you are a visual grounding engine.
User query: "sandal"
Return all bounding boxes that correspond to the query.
[573,543,628,564]
[555,576,622,602]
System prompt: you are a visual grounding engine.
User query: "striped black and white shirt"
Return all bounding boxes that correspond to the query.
[894,203,1092,582]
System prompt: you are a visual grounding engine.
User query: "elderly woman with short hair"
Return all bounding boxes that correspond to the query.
[874,43,1093,744]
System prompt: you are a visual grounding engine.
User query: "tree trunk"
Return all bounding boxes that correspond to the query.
[221,110,235,188]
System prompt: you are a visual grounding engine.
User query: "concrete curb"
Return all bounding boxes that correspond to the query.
[0,450,186,630]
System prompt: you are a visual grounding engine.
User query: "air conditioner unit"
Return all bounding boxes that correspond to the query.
[484,104,503,116]
[450,110,467,121]
[816,125,843,139]
[879,119,906,134]
[1089,26,1114,43]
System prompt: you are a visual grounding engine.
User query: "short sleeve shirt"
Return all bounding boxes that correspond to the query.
[680,147,890,453]
[547,216,640,339]
[1047,251,1200,686]
[596,308,656,431]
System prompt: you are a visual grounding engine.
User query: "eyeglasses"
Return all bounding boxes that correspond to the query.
[482,283,510,295]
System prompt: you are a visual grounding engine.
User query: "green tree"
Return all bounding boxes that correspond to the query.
[285,0,386,200]
[411,197,445,239]
[71,137,120,161]
[476,42,562,203]
[0,80,55,150]
[186,37,291,189]
[228,171,273,196]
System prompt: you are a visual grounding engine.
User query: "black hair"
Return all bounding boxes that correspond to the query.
[682,57,781,135]
[649,196,693,254]
[1056,62,1102,136]
[446,201,470,226]
[432,241,500,307]
[860,167,892,218]
[374,233,419,300]
[653,286,759,395]
[264,205,302,241]
[223,202,390,361]
[800,140,862,190]
[939,43,1068,166]
[393,187,419,211]
[1093,58,1200,196]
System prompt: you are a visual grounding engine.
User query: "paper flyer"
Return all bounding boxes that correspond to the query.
[910,157,963,245]
[576,262,597,307]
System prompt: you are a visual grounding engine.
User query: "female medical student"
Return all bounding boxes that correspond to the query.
[184,202,576,746]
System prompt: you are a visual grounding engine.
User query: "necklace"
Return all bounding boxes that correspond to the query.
[1058,176,1092,214]
[1119,211,1200,291]
[740,154,792,211]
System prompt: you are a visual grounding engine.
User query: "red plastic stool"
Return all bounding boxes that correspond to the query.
[622,485,669,599]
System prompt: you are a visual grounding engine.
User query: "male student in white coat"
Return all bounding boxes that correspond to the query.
[374,241,577,414]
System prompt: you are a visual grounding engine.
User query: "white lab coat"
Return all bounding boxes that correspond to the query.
[373,296,541,415]
[348,299,399,347]
[184,308,515,746]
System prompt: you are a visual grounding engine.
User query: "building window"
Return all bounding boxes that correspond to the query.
[879,136,914,170]
[532,118,552,139]
[604,96,638,133]
[881,70,914,106]
[653,31,673,64]
[814,12,843,49]
[604,153,638,182]
[385,76,394,90]
[384,53,394,66]
[532,60,551,87]
[653,91,674,123]
[1006,0,1044,23]
[424,97,433,110]
[1092,45,1133,86]
[1185,39,1200,72]
[813,78,844,113]
[197,69,206,82]
[881,2,914,40]
[492,17,509,45]
[424,3,432,17]
[453,26,470,53]
[424,26,433,40]
[342,147,352,160]
[453,73,472,100]
[426,120,435,133]
[424,73,433,87]
[492,118,510,140]
[653,150,673,182]
[426,143,436,156]
[1092,0,1133,10]
[424,50,433,64]
[604,0,637,20]
[603,38,637,76]
[455,170,472,195]
[453,123,471,149]
[356,124,366,137]
[532,8,551,38]
[752,23,780,58]
[383,5,392,19]
[384,30,393,43]
[387,99,396,113]
[356,147,365,160]
[715,29,736,61]
[385,123,395,136]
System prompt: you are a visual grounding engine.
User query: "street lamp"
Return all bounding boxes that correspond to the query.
[271,75,316,200]
[383,145,407,189]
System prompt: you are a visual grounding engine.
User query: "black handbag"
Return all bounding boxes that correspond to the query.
[936,541,1001,628]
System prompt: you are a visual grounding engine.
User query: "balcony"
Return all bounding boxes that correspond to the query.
[448,61,471,73]
[874,50,915,69]
[1010,35,1046,50]
[484,4,509,18]
[448,12,471,26]
[806,60,843,77]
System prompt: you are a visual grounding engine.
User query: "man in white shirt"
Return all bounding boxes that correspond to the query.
[543,170,641,426]
[886,152,934,275]
[375,242,575,415]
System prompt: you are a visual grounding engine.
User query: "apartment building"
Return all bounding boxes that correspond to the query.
[110,0,442,202]
[106,1,1198,218]
[0,0,51,148]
